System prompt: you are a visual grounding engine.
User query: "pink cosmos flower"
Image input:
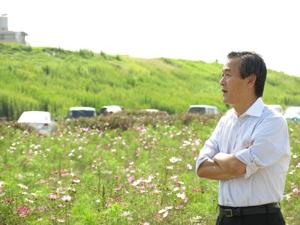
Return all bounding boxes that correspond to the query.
[60,169,70,177]
[292,187,300,196]
[127,176,135,183]
[16,207,30,217]
[192,188,202,193]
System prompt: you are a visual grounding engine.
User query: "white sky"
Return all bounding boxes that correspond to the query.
[2,0,300,76]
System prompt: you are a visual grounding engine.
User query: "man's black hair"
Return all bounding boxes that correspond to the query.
[227,51,267,97]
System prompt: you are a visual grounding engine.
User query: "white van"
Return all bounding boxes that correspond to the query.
[142,109,160,113]
[267,104,283,114]
[284,106,300,121]
[187,105,218,115]
[99,105,123,115]
[139,109,168,115]
[17,111,56,134]
[69,107,96,118]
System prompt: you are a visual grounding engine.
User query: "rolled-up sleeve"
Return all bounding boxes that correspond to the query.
[195,118,223,175]
[235,116,290,179]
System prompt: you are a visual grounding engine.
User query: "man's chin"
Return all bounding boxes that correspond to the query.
[223,98,233,105]
[222,98,229,104]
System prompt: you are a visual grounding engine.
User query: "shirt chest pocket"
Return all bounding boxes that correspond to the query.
[233,134,254,154]
[218,121,255,153]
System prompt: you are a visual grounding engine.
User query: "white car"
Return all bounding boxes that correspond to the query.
[140,109,160,113]
[69,107,96,118]
[99,105,123,115]
[267,104,283,114]
[139,109,169,115]
[17,111,56,134]
[284,106,300,121]
[187,105,218,115]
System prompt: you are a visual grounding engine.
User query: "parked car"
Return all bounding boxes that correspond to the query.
[17,111,56,134]
[69,107,96,118]
[140,109,160,113]
[187,105,218,115]
[99,105,123,115]
[145,109,160,113]
[139,109,169,115]
[267,104,283,114]
[284,106,300,121]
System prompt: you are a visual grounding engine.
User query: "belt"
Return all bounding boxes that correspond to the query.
[219,203,281,217]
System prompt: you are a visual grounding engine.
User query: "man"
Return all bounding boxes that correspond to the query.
[196,51,290,225]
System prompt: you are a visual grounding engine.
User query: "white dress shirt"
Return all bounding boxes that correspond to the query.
[196,98,290,207]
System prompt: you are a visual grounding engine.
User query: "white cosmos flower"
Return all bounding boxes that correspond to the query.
[162,211,168,218]
[121,211,131,217]
[61,195,72,202]
[176,192,186,200]
[158,206,173,214]
[186,164,193,170]
[18,184,28,190]
[169,157,182,163]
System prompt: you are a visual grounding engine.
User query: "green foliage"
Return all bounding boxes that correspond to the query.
[1,43,300,120]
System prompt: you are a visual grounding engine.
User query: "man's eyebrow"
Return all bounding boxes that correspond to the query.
[222,68,231,72]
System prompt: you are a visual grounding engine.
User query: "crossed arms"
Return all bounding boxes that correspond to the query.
[196,116,290,181]
[197,153,246,180]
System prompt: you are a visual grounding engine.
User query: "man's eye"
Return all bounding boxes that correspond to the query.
[221,73,231,78]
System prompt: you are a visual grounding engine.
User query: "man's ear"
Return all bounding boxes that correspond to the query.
[247,74,256,88]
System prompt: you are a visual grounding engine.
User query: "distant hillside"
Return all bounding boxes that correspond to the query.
[1,43,300,119]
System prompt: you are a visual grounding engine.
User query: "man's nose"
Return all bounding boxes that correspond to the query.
[219,76,225,86]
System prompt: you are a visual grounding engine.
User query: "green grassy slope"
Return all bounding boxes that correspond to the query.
[1,43,300,119]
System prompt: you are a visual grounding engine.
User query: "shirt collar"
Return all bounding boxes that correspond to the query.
[228,98,265,118]
[242,98,265,117]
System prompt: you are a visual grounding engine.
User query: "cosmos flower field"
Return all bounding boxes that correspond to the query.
[0,113,299,225]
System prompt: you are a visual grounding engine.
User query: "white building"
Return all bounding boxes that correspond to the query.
[0,14,27,44]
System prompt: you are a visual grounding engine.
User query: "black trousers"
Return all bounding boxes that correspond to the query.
[216,210,285,225]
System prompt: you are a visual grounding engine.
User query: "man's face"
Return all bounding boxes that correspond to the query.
[220,58,250,105]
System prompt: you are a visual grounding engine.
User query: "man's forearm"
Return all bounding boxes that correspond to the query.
[197,153,246,180]
[213,153,246,176]
[197,159,238,180]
